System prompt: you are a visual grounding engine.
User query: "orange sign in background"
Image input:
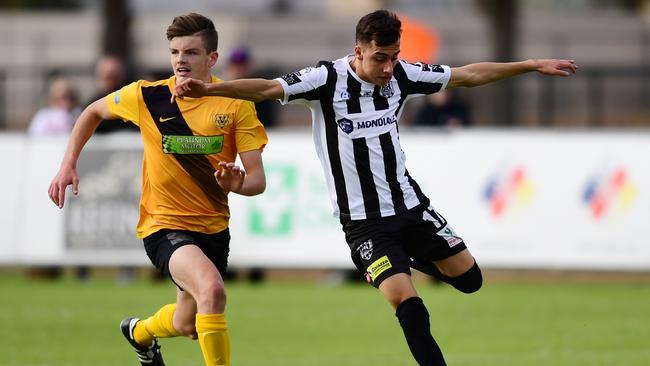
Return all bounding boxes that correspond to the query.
[399,14,440,63]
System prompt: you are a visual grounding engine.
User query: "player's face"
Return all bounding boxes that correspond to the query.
[354,40,400,86]
[169,35,218,83]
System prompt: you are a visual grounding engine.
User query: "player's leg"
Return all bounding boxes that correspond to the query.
[169,244,230,366]
[343,216,447,366]
[173,287,198,339]
[121,229,191,366]
[406,205,483,294]
[434,248,482,293]
[132,301,183,345]
[378,273,447,366]
[412,248,483,294]
[132,287,199,344]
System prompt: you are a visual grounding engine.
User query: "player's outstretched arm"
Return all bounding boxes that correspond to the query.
[172,78,284,103]
[48,97,115,208]
[214,150,266,196]
[448,59,577,88]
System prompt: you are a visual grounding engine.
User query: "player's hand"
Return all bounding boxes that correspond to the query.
[535,59,578,77]
[214,161,245,194]
[48,165,79,209]
[171,78,208,103]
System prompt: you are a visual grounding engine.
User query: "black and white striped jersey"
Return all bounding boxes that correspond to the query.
[275,55,451,220]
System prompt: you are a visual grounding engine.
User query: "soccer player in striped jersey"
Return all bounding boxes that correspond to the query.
[48,13,267,366]
[173,9,577,366]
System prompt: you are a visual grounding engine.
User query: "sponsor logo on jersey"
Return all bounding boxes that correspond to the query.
[213,113,231,128]
[361,90,373,97]
[367,255,392,282]
[337,118,353,134]
[421,63,445,73]
[162,135,224,154]
[281,72,302,86]
[379,83,394,98]
[356,115,397,130]
[114,90,121,104]
[358,239,373,260]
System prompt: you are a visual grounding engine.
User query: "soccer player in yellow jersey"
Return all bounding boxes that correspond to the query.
[48,13,267,366]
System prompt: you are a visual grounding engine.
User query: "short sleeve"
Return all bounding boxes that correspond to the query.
[397,61,452,96]
[106,81,141,125]
[234,100,268,153]
[274,65,329,105]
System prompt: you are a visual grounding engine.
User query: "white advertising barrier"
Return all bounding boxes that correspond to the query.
[402,130,650,270]
[1,130,649,270]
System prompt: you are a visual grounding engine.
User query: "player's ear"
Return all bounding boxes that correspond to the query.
[354,44,363,60]
[208,51,219,68]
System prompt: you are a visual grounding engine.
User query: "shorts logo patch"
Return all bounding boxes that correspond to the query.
[438,225,463,248]
[358,239,373,260]
[166,232,193,246]
[367,255,392,281]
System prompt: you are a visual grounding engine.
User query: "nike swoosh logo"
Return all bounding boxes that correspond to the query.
[159,116,176,123]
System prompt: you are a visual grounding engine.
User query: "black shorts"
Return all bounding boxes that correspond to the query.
[341,203,466,288]
[143,228,230,286]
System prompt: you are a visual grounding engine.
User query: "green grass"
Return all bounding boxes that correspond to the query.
[1,274,649,366]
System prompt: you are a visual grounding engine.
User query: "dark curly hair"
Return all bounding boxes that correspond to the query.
[355,10,402,46]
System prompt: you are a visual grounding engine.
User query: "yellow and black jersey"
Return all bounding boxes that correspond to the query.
[106,75,267,238]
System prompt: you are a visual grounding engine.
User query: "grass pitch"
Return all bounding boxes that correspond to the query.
[1,272,649,366]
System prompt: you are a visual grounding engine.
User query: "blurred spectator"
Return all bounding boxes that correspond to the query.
[413,89,471,128]
[28,77,81,136]
[226,46,278,127]
[87,55,138,133]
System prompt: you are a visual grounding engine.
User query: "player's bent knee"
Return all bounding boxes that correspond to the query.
[206,282,227,302]
[197,281,227,310]
[175,320,197,338]
[447,262,482,294]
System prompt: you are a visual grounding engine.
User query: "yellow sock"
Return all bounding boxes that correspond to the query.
[134,303,181,346]
[195,313,231,366]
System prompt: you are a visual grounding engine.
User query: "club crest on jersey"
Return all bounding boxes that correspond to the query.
[213,113,230,128]
[337,118,353,134]
[379,83,394,98]
[340,91,351,101]
[358,239,373,260]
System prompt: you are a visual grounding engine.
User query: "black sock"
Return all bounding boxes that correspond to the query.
[410,259,483,294]
[395,297,447,366]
